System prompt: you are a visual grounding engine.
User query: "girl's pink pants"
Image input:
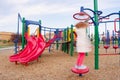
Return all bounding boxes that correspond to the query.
[76,52,85,66]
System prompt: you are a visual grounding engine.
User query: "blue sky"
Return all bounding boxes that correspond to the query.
[0,0,120,34]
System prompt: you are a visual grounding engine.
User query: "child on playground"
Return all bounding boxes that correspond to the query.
[74,21,92,70]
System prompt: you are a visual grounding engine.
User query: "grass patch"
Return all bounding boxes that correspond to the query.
[0,43,14,48]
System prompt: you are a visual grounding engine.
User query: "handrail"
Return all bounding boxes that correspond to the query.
[81,7,120,26]
[18,13,22,22]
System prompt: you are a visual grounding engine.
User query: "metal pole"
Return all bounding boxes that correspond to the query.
[94,0,99,69]
[39,20,42,34]
[70,25,74,56]
[119,11,120,30]
[22,17,25,49]
[67,27,69,54]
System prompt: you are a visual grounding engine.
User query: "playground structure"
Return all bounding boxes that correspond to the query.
[8,0,120,77]
[9,13,78,65]
[90,19,120,54]
[8,7,120,76]
[70,0,120,77]
[100,29,120,54]
[70,5,120,76]
[79,4,120,71]
[9,2,120,70]
[9,9,120,76]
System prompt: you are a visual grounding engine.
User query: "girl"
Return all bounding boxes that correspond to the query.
[74,21,92,70]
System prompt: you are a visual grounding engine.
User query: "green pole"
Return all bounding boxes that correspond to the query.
[56,29,59,50]
[63,29,66,52]
[56,40,59,50]
[39,20,41,25]
[94,0,99,69]
[22,17,25,49]
[66,27,69,54]
[65,29,67,53]
[70,25,74,56]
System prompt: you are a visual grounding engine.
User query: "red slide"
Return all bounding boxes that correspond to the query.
[9,34,46,64]
[9,36,37,62]
[18,34,46,64]
[9,33,58,65]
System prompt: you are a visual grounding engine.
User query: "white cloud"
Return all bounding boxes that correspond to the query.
[0,0,120,33]
[6,0,29,5]
[98,0,120,10]
[0,14,17,30]
[18,3,78,17]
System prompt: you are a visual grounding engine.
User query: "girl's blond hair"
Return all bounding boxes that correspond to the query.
[75,22,89,28]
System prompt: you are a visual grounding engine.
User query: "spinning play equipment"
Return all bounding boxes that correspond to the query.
[71,0,120,77]
[103,30,110,53]
[112,18,120,51]
[71,67,89,76]
[114,18,120,33]
[100,17,120,54]
[112,31,118,53]
[73,12,90,21]
[72,11,90,76]
[80,6,120,70]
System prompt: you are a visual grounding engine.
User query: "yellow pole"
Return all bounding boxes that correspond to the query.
[37,27,39,37]
[28,26,30,37]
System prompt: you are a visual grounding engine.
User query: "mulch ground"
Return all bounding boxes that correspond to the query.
[0,45,120,80]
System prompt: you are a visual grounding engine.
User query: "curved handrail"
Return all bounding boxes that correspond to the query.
[80,7,120,26]
[73,12,90,20]
[114,18,120,33]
